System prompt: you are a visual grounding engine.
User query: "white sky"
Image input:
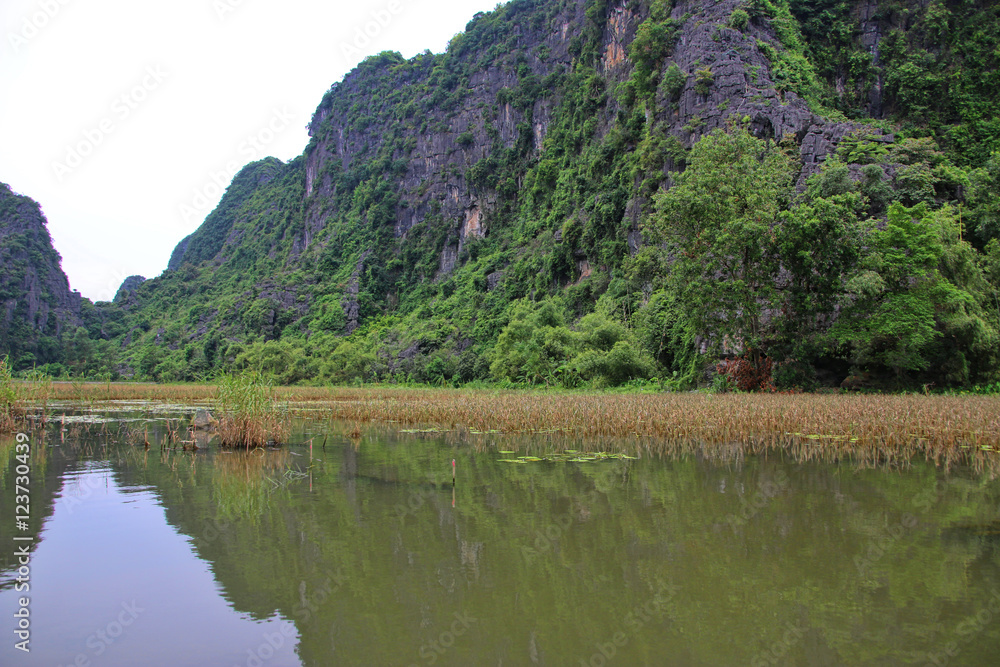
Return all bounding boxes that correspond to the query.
[0,0,501,302]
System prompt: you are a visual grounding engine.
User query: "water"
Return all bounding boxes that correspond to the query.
[2,406,999,666]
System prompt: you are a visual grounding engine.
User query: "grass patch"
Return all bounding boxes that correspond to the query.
[0,356,23,432]
[16,381,1000,473]
[0,357,49,431]
[215,372,289,449]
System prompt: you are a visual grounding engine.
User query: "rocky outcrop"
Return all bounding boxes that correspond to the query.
[0,183,84,366]
[300,2,589,274]
[656,0,886,187]
[166,234,192,271]
[114,275,146,304]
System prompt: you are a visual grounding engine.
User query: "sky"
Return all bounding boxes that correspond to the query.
[0,0,502,302]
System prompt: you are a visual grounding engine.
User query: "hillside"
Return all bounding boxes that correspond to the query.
[4,0,1000,390]
[0,183,83,369]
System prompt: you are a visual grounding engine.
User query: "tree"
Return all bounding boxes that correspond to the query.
[774,191,867,364]
[833,203,1000,384]
[648,124,796,367]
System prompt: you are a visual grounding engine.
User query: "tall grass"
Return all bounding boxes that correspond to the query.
[286,388,1000,474]
[215,372,289,449]
[0,356,25,432]
[13,379,1000,472]
[46,381,216,402]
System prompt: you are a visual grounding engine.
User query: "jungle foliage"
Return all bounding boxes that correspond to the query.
[3,0,1000,391]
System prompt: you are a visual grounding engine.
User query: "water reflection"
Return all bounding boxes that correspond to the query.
[0,412,998,666]
[0,455,300,667]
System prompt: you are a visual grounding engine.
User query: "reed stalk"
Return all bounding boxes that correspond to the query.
[215,371,289,449]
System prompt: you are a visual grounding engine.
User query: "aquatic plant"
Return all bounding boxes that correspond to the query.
[0,356,25,432]
[215,372,289,449]
[287,388,1000,474]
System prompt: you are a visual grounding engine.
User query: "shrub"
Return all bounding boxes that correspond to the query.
[694,67,714,95]
[729,8,749,31]
[717,354,775,392]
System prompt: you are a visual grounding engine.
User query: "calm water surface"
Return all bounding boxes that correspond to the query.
[1,403,999,666]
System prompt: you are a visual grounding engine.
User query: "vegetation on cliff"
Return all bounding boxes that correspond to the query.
[2,0,999,392]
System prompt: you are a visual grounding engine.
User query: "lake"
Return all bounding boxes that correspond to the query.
[2,402,999,666]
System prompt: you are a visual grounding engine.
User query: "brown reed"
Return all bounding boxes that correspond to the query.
[286,389,1000,474]
[17,380,1000,473]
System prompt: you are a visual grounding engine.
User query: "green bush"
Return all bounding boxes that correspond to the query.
[729,8,749,31]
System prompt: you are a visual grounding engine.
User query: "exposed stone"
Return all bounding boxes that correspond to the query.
[0,182,84,359]
[113,275,146,305]
[192,409,216,429]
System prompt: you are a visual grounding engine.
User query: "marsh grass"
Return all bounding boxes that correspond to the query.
[0,356,22,432]
[215,372,289,449]
[288,389,1000,474]
[0,357,51,431]
[14,381,1000,473]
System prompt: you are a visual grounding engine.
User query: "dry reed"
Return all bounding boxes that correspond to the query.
[287,389,1000,474]
[16,380,1000,472]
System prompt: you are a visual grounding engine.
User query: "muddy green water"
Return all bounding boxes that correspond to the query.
[2,404,1000,666]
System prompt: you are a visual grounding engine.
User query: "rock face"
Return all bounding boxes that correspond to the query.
[114,275,146,304]
[300,2,588,276]
[0,182,83,366]
[637,0,882,187]
[166,158,284,270]
[99,0,925,379]
[166,235,191,271]
[296,0,883,280]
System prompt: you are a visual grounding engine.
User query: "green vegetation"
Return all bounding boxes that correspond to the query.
[645,123,1000,390]
[215,371,289,448]
[2,0,1000,394]
[0,356,21,432]
[790,0,1000,166]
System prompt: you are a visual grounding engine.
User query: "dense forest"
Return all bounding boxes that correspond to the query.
[2,0,999,391]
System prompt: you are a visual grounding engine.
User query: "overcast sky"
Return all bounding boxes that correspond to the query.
[0,0,501,302]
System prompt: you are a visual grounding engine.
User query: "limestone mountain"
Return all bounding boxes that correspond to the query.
[0,183,84,368]
[4,0,999,388]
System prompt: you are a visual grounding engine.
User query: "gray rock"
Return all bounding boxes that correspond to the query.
[192,409,216,429]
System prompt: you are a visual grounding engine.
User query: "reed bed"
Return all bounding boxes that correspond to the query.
[0,358,52,432]
[45,381,216,402]
[288,389,1000,473]
[215,372,289,449]
[14,381,1000,472]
